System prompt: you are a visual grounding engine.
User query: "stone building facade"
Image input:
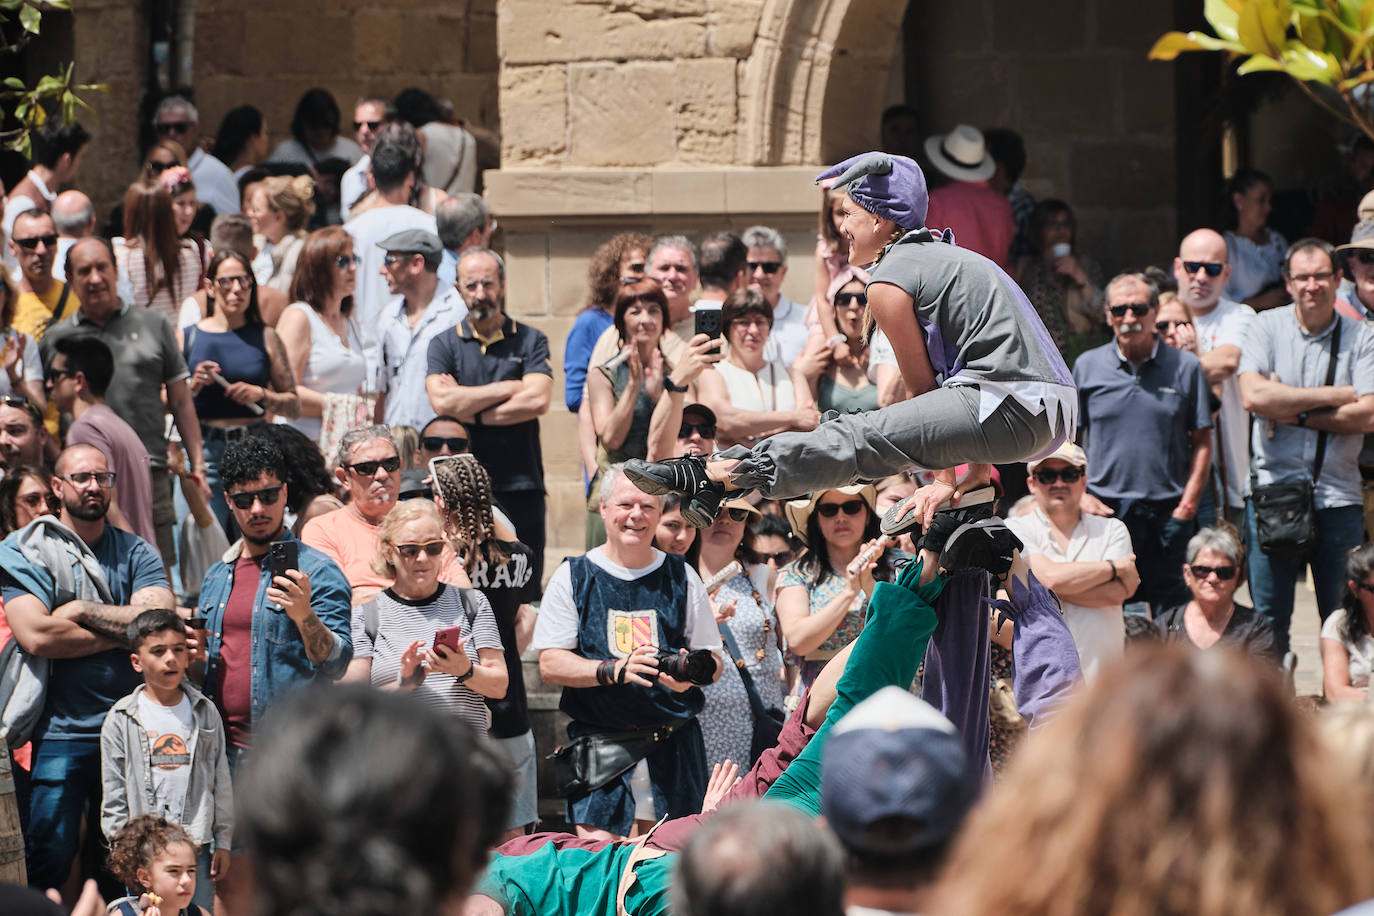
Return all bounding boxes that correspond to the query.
[30,0,1189,570]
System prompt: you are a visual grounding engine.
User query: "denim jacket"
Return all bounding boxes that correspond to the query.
[197,528,353,730]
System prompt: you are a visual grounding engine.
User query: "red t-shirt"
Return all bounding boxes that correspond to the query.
[216,553,263,749]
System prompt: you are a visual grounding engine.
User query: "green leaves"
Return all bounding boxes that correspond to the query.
[1151,0,1374,139]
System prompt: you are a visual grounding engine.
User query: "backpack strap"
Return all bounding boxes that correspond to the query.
[361,597,380,645]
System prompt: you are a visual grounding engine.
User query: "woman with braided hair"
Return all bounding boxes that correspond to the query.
[433,455,543,838]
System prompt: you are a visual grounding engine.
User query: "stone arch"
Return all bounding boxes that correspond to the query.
[741,0,908,166]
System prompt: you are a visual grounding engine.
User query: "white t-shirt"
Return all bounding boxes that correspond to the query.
[532,547,722,654]
[1191,297,1255,507]
[340,154,371,220]
[136,691,195,826]
[764,294,810,369]
[0,328,43,397]
[343,205,438,363]
[188,147,242,218]
[1006,508,1132,682]
[1322,608,1374,689]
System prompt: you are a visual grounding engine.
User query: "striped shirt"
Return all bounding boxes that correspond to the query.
[351,584,504,734]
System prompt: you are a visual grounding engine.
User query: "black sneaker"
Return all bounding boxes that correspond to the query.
[880,485,997,539]
[682,484,725,528]
[937,518,1022,578]
[624,457,727,526]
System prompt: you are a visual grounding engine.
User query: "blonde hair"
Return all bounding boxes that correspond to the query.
[257,174,317,233]
[371,499,443,578]
[931,645,1374,916]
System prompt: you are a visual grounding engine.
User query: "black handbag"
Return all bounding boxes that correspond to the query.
[719,623,786,766]
[548,719,685,798]
[1249,317,1339,556]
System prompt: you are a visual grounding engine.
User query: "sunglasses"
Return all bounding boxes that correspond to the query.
[835,292,867,307]
[383,252,420,267]
[751,548,795,565]
[12,233,57,251]
[725,506,754,523]
[347,456,401,476]
[1188,564,1237,581]
[816,499,866,518]
[334,254,361,269]
[422,436,468,453]
[1353,580,1374,595]
[1109,303,1151,318]
[1155,319,1192,333]
[748,261,782,275]
[1033,467,1084,484]
[156,121,192,134]
[1351,250,1374,266]
[18,492,59,511]
[226,485,284,509]
[679,422,716,439]
[353,119,383,132]
[148,160,176,174]
[1,395,42,424]
[62,471,116,488]
[214,274,253,293]
[1181,260,1224,277]
[395,540,445,559]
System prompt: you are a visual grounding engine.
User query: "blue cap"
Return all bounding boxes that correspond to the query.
[821,687,974,853]
[816,152,929,230]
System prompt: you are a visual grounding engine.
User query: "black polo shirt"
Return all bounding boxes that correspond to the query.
[426,314,551,492]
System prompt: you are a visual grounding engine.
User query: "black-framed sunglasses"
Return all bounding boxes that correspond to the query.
[0,395,42,424]
[353,119,383,132]
[334,254,361,269]
[679,422,716,439]
[46,365,78,382]
[11,233,57,251]
[226,485,284,509]
[155,121,192,135]
[835,292,867,307]
[148,160,176,175]
[725,506,753,523]
[1188,564,1237,581]
[1109,303,1151,318]
[748,260,782,275]
[1181,260,1224,277]
[383,252,420,268]
[395,540,445,559]
[1351,250,1374,267]
[422,436,468,453]
[1033,467,1084,484]
[347,456,401,476]
[816,499,865,518]
[61,471,116,488]
[1155,319,1192,333]
[750,548,795,566]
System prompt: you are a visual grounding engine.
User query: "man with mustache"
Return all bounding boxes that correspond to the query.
[426,248,552,581]
[1073,272,1212,616]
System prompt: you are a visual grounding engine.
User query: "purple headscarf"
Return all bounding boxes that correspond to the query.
[816,152,929,230]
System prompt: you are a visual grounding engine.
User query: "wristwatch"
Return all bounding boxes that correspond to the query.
[1297,412,1309,427]
[663,377,689,393]
[454,666,474,685]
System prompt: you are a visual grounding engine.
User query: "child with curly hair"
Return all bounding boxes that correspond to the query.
[106,815,206,916]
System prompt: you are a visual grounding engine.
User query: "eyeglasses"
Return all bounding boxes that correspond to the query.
[750,548,795,566]
[346,456,401,476]
[148,160,176,174]
[18,491,59,512]
[1188,564,1237,581]
[46,365,78,381]
[1289,270,1335,284]
[1155,319,1192,333]
[816,499,866,518]
[395,540,445,559]
[679,422,715,439]
[1351,250,1374,266]
[214,274,253,293]
[748,261,782,275]
[725,506,754,523]
[1033,467,1084,484]
[334,254,361,269]
[62,471,116,488]
[353,119,383,133]
[1181,261,1224,277]
[156,121,192,135]
[1109,303,1151,318]
[422,436,468,453]
[383,252,419,267]
[730,317,770,330]
[12,233,57,251]
[835,292,867,307]
[1353,580,1374,595]
[226,485,284,509]
[0,395,42,424]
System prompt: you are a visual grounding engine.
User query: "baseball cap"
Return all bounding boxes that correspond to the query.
[1027,441,1087,472]
[821,687,974,854]
[379,228,444,270]
[680,403,717,428]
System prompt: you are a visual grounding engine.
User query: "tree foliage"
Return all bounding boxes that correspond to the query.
[0,0,105,157]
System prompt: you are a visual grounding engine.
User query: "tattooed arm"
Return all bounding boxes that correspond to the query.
[266,568,340,666]
[52,585,175,649]
[262,327,302,420]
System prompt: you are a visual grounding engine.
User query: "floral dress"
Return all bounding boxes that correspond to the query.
[775,560,871,694]
[699,572,786,769]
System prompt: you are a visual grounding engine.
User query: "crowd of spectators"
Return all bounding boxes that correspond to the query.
[6,90,1374,916]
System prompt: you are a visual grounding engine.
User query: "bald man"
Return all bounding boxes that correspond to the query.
[50,189,95,282]
[1173,228,1256,522]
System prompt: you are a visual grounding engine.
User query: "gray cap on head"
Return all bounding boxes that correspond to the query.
[379,229,443,270]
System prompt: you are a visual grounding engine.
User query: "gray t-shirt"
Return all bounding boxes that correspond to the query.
[43,303,188,465]
[867,229,1073,389]
[1239,306,1374,508]
[66,404,157,549]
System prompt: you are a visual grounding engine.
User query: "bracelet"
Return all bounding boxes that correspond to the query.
[454,665,474,685]
[1297,412,1309,427]
[596,658,616,687]
[1107,559,1117,582]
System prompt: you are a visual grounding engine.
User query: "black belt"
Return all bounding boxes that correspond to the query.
[201,422,266,443]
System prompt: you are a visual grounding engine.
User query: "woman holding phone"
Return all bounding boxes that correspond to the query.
[341,499,506,735]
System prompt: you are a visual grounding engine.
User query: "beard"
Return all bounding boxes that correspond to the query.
[241,518,283,546]
[467,297,501,323]
[64,494,107,522]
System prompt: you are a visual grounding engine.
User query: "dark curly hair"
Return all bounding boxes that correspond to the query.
[220,436,288,493]
[585,232,654,312]
[432,456,509,571]
[107,815,196,889]
[248,425,334,514]
[239,684,511,916]
[1340,543,1374,646]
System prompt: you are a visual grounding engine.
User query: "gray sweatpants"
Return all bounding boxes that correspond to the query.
[720,384,1060,501]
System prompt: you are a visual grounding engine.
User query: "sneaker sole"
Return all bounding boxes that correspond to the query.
[880,485,998,537]
[937,518,1021,577]
[623,460,676,497]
